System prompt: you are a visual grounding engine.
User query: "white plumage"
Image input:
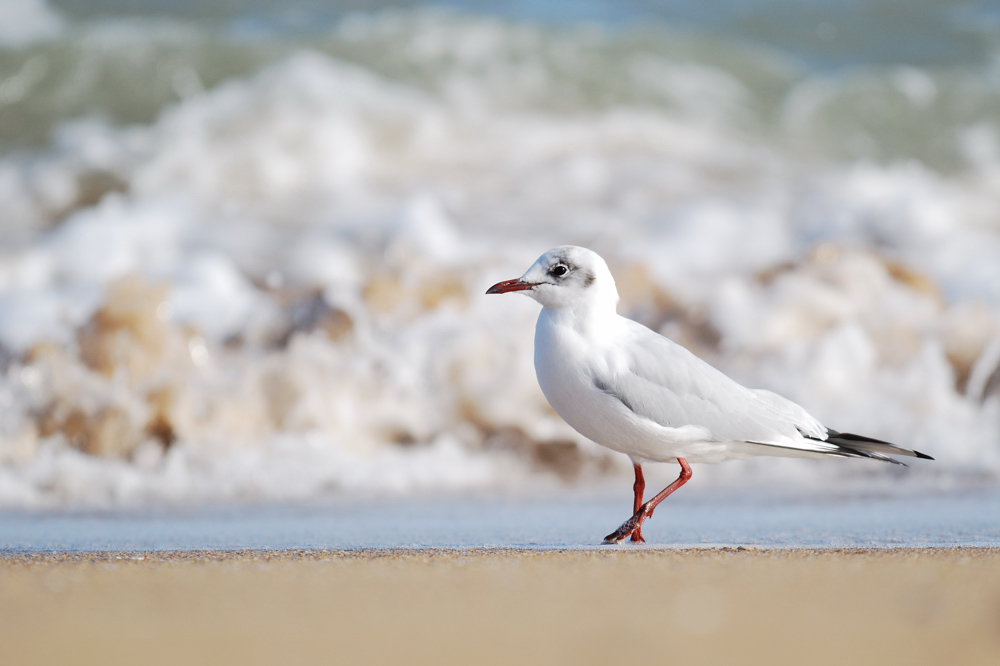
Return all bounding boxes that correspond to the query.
[488,245,932,543]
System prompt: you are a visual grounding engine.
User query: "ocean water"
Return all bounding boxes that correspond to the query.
[4,488,999,550]
[1,0,1000,513]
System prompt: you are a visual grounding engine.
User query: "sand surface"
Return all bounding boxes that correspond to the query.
[2,547,999,665]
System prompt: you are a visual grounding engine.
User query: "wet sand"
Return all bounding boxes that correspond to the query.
[2,548,999,665]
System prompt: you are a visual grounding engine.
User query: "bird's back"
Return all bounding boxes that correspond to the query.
[613,317,826,443]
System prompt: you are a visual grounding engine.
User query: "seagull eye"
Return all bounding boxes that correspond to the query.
[550,264,569,277]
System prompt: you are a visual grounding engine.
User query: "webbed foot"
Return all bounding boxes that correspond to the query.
[603,513,642,544]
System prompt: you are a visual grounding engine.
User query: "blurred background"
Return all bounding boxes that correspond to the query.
[1,0,999,508]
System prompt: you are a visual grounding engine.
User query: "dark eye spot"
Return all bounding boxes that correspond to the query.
[550,264,568,277]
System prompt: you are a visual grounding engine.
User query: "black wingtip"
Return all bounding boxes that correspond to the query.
[820,430,936,462]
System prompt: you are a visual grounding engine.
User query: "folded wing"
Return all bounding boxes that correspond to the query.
[599,321,932,464]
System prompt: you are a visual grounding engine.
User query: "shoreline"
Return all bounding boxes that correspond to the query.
[2,544,999,563]
[4,489,999,550]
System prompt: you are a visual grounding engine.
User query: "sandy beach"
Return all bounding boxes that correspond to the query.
[2,547,998,665]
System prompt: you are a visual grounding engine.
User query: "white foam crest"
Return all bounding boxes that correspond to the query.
[0,433,528,508]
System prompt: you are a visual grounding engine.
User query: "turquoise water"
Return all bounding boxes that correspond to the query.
[49,0,1000,68]
[4,1,1000,164]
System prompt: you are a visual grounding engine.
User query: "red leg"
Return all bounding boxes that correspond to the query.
[630,464,645,543]
[604,458,692,545]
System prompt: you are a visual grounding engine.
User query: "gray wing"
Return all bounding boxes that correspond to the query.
[599,321,931,463]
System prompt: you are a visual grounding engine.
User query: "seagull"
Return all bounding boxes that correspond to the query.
[487,246,933,544]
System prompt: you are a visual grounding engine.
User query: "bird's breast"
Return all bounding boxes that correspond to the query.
[533,315,625,443]
[534,321,589,411]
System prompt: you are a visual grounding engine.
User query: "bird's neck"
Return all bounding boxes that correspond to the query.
[540,297,619,342]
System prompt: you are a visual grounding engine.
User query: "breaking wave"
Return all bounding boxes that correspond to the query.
[1,6,999,506]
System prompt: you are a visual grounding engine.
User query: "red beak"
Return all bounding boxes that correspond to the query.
[486,278,536,295]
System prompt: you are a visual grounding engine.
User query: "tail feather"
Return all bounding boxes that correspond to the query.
[807,429,935,465]
[748,429,935,466]
[825,429,934,460]
[822,445,907,466]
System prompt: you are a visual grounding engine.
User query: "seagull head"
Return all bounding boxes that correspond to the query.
[486,245,618,310]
